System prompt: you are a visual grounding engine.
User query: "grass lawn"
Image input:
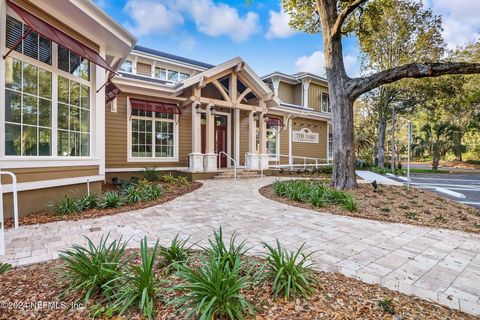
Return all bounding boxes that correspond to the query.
[260,179,480,234]
[0,233,476,320]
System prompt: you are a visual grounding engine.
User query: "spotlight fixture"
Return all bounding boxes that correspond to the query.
[371,180,378,192]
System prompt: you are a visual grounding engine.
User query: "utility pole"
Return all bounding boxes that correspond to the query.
[391,105,395,172]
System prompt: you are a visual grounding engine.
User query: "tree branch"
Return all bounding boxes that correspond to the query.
[330,0,368,38]
[347,62,480,99]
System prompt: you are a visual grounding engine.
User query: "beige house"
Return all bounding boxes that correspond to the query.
[0,0,333,217]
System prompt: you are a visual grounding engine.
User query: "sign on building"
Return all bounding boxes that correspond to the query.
[292,128,319,143]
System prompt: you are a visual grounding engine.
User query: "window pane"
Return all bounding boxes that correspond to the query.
[80,85,90,109]
[39,128,51,156]
[80,109,89,133]
[70,81,80,106]
[6,16,23,53]
[81,134,89,156]
[70,52,81,77]
[120,60,132,73]
[23,62,38,95]
[39,98,51,127]
[80,59,90,81]
[167,70,178,82]
[22,125,37,156]
[5,58,22,91]
[70,106,80,131]
[155,67,167,80]
[58,103,69,130]
[38,69,52,99]
[23,31,39,60]
[58,76,69,104]
[5,123,21,155]
[5,90,21,123]
[22,94,38,126]
[58,46,70,73]
[70,132,81,156]
[39,36,52,65]
[58,130,69,156]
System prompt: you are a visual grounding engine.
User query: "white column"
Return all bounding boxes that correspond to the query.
[258,110,269,169]
[245,109,258,170]
[95,46,106,177]
[288,117,293,168]
[234,108,240,164]
[301,78,310,109]
[203,103,217,171]
[188,102,203,171]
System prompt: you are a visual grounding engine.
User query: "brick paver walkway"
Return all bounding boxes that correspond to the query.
[1,178,480,315]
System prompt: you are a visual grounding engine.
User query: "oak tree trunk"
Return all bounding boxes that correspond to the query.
[377,113,387,168]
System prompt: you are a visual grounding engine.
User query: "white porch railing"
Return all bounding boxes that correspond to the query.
[271,154,329,170]
[218,151,237,181]
[0,171,19,256]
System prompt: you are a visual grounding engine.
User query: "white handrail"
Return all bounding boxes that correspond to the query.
[218,151,237,181]
[0,171,19,229]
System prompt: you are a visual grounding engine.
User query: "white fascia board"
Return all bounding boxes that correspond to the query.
[242,63,273,96]
[131,51,208,72]
[262,72,299,84]
[113,77,177,94]
[268,106,332,121]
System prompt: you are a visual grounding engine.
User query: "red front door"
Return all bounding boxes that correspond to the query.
[201,115,228,168]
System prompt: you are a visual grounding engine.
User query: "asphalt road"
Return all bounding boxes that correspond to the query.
[389,173,480,209]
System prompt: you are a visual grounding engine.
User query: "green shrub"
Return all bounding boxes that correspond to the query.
[174,176,189,185]
[378,298,395,314]
[160,234,191,270]
[316,165,333,174]
[59,234,129,303]
[0,263,12,274]
[144,167,159,182]
[162,174,175,183]
[56,195,79,215]
[173,254,255,320]
[101,191,123,209]
[207,227,248,269]
[121,184,142,204]
[77,193,99,211]
[114,237,159,320]
[285,180,311,201]
[272,179,288,196]
[341,194,358,212]
[140,183,163,202]
[262,240,315,300]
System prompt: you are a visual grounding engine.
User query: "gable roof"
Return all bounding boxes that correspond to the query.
[134,45,215,69]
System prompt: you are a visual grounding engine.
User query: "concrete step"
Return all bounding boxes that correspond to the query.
[213,171,262,179]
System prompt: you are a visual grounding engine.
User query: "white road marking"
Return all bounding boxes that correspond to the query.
[408,177,480,183]
[433,187,466,199]
[459,201,480,206]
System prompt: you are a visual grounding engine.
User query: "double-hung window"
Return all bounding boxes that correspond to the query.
[4,14,92,158]
[130,106,177,160]
[256,122,280,160]
[120,60,132,73]
[321,93,331,113]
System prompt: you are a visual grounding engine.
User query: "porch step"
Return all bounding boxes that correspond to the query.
[213,170,262,179]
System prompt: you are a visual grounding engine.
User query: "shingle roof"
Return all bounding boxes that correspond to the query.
[134,45,215,69]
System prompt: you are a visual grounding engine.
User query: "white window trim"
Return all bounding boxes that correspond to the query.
[0,9,96,162]
[153,66,189,84]
[126,97,179,163]
[321,92,331,113]
[119,59,133,74]
[256,123,280,161]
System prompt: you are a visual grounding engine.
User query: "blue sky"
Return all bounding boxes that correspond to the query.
[96,0,479,77]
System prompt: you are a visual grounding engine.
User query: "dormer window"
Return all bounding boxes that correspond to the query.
[120,60,133,73]
[154,66,189,83]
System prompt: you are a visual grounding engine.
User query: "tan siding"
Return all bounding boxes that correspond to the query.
[278,82,295,104]
[278,127,289,165]
[308,82,328,112]
[292,118,328,162]
[293,84,302,106]
[106,93,192,169]
[136,62,152,76]
[0,166,99,184]
[239,110,250,166]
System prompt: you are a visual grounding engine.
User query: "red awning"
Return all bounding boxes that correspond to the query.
[130,98,181,115]
[267,117,285,127]
[105,81,121,104]
[6,0,116,73]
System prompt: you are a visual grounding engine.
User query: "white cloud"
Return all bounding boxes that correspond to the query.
[423,0,480,49]
[124,0,260,42]
[266,8,297,39]
[124,0,184,36]
[295,51,360,77]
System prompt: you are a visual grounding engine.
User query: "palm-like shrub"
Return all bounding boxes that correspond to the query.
[59,234,129,303]
[0,263,12,274]
[101,191,123,209]
[121,184,142,204]
[55,195,79,215]
[262,240,316,300]
[207,227,248,269]
[160,234,191,270]
[140,183,163,202]
[76,193,99,211]
[115,237,159,320]
[174,254,255,320]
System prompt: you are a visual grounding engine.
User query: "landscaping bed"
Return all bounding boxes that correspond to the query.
[0,231,475,320]
[4,178,202,228]
[260,180,480,234]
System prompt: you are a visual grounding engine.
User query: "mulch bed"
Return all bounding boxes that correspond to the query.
[260,182,480,234]
[0,250,475,320]
[4,182,202,229]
